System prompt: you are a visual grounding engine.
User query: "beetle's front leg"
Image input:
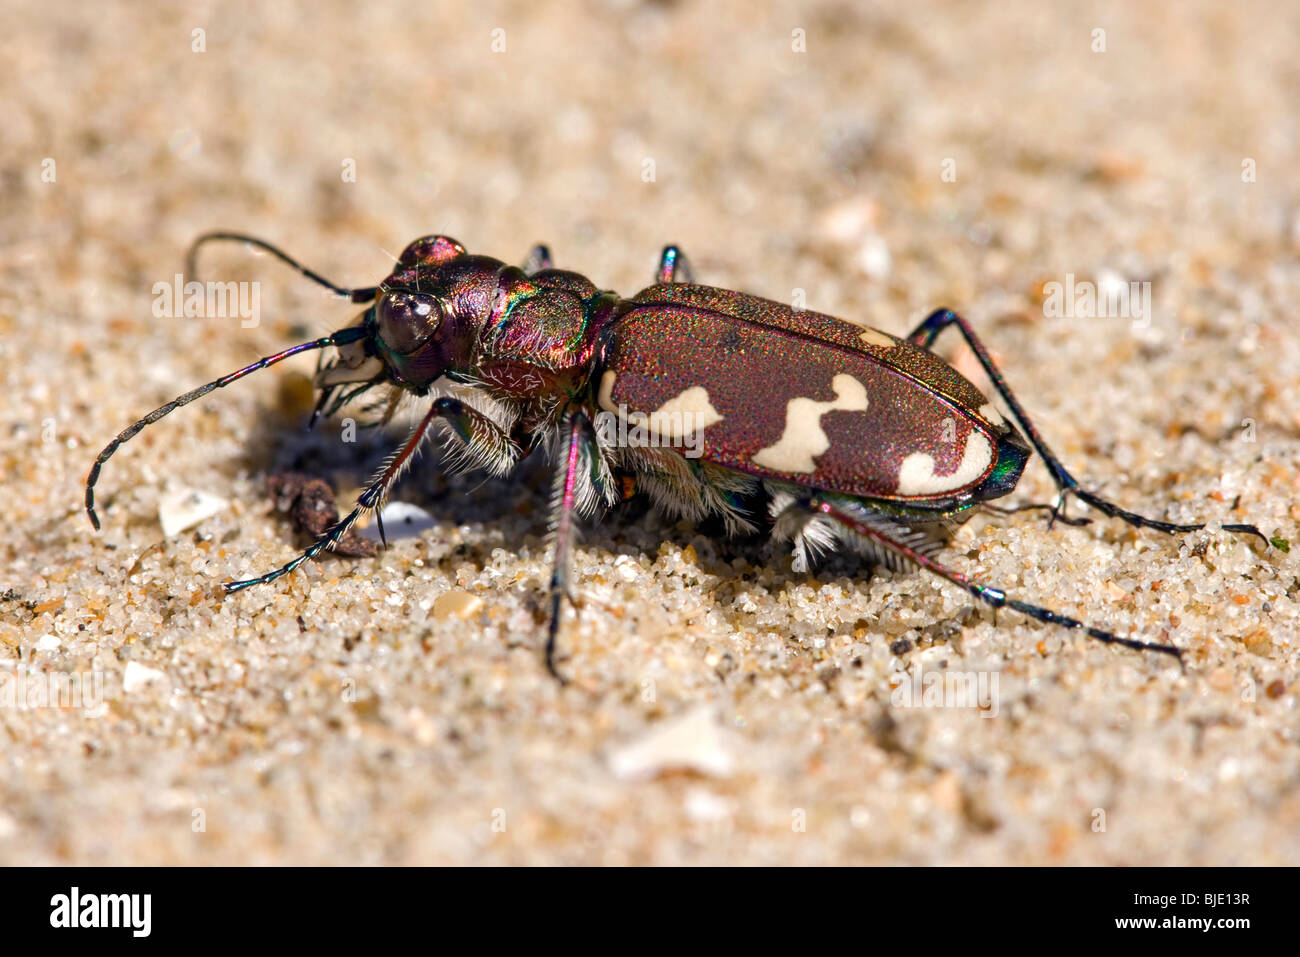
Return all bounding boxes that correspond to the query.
[225,396,522,591]
[656,245,695,284]
[907,308,1266,543]
[435,395,528,478]
[543,409,605,684]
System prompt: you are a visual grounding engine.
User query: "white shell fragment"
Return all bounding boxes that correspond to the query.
[158,487,228,537]
[359,501,438,542]
[608,706,736,781]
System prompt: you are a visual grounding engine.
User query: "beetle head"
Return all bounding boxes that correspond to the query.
[88,230,518,524]
[329,234,512,393]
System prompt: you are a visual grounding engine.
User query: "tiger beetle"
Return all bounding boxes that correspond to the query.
[85,232,1267,682]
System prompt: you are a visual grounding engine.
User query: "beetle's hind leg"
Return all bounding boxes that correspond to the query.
[981,501,1091,527]
[907,308,1266,544]
[799,496,1183,661]
[656,245,695,284]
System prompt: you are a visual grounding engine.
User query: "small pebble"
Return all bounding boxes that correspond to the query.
[122,661,167,694]
[856,234,892,280]
[432,591,484,621]
[817,196,880,242]
[683,788,732,823]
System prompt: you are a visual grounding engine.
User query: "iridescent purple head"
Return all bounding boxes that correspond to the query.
[316,234,516,394]
[367,235,511,391]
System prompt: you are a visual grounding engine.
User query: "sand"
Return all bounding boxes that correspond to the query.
[1,0,1297,865]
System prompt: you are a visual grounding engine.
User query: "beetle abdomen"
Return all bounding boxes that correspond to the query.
[598,286,1013,502]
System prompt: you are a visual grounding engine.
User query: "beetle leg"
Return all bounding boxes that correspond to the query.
[307,384,338,432]
[543,410,602,684]
[656,245,695,284]
[224,396,521,592]
[805,496,1184,662]
[435,396,528,476]
[522,244,553,275]
[907,309,1266,544]
[981,501,1091,527]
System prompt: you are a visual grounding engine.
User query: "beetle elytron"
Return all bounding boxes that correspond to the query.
[86,233,1266,681]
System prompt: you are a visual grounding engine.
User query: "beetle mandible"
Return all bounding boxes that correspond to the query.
[85,233,1266,681]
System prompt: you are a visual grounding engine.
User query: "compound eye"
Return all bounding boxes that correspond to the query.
[376,292,442,354]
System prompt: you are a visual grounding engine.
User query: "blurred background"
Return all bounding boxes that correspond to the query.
[1,0,1297,865]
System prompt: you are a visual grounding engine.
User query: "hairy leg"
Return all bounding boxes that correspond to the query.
[225,396,523,591]
[544,410,604,683]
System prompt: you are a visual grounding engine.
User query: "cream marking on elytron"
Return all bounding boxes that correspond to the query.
[896,428,993,496]
[858,328,897,349]
[751,373,869,473]
[646,387,723,441]
[597,369,619,412]
[978,402,1005,427]
[596,370,724,443]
